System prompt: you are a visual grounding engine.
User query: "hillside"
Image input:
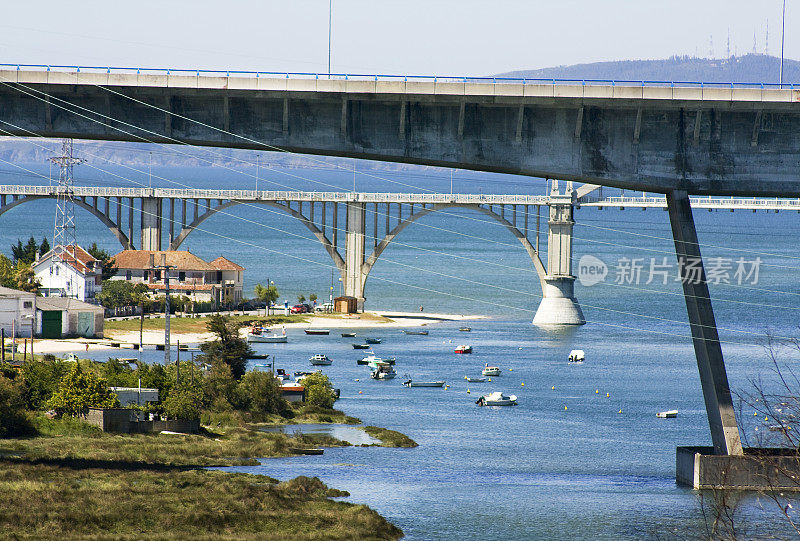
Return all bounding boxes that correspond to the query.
[496,54,800,84]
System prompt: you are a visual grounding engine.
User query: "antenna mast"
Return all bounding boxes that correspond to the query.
[50,139,83,298]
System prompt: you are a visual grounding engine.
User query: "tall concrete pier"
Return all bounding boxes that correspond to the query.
[344,201,367,310]
[533,183,585,325]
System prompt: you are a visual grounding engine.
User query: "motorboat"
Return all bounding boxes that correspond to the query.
[458,327,472,332]
[359,353,395,366]
[482,365,501,377]
[305,329,330,335]
[403,330,429,336]
[274,369,291,383]
[365,337,382,344]
[402,379,445,388]
[370,362,397,380]
[465,377,487,383]
[454,345,472,354]
[476,391,518,406]
[656,410,678,418]
[309,354,332,366]
[568,349,585,363]
[247,326,287,343]
[341,332,357,338]
[352,343,371,349]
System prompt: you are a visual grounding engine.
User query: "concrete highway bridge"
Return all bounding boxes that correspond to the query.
[2,64,799,462]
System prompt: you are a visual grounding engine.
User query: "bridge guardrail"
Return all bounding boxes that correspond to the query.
[0,63,796,91]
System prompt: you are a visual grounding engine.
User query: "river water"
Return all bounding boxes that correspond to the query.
[2,158,799,538]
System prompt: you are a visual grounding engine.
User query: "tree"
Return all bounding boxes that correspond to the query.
[22,237,38,264]
[96,280,147,309]
[86,243,117,281]
[297,294,306,303]
[301,372,336,409]
[21,358,72,410]
[254,283,279,305]
[14,263,40,293]
[47,364,119,417]
[309,293,318,303]
[240,370,287,415]
[10,240,24,263]
[38,237,50,258]
[197,315,253,380]
[0,255,15,289]
[0,375,34,437]
[163,382,203,420]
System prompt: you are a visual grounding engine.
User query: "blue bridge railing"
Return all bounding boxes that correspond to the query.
[0,62,795,90]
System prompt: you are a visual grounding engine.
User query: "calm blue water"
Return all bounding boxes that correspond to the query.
[2,157,800,538]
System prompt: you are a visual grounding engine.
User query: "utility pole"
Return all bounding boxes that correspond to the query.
[328,0,333,77]
[150,253,176,365]
[781,0,787,86]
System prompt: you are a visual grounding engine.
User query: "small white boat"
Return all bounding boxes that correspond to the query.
[482,364,501,377]
[656,410,678,418]
[247,326,287,343]
[402,379,445,388]
[370,362,397,380]
[476,391,517,406]
[568,349,585,363]
[458,327,471,332]
[455,344,472,354]
[465,377,487,383]
[309,354,332,366]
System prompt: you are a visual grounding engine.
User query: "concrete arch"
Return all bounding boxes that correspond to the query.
[0,195,131,248]
[169,199,345,271]
[362,203,547,296]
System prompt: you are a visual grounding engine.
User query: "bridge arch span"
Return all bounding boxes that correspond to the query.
[0,195,131,248]
[359,203,547,299]
[169,199,345,272]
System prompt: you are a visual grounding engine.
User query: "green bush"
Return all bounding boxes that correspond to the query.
[0,375,33,437]
[21,358,72,410]
[48,364,119,417]
[162,383,203,420]
[300,372,336,409]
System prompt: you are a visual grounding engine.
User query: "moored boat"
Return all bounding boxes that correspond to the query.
[402,379,445,388]
[359,353,396,366]
[656,410,678,418]
[309,354,333,366]
[482,365,501,377]
[370,362,397,380]
[568,349,585,363]
[454,344,472,354]
[353,343,371,349]
[365,337,382,344]
[247,325,287,343]
[341,332,357,338]
[458,327,472,332]
[476,391,517,406]
[305,329,331,335]
[403,330,429,335]
[465,376,487,383]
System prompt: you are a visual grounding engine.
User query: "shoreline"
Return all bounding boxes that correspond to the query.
[24,310,488,354]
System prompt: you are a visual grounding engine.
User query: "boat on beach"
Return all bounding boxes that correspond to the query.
[454,344,472,354]
[305,329,331,335]
[476,391,517,406]
[309,354,332,366]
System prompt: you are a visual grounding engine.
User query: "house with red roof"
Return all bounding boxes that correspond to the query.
[109,250,244,307]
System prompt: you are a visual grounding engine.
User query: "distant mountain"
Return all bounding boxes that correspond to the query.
[496,54,800,84]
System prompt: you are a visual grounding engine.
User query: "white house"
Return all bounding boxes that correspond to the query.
[33,245,102,302]
[209,256,244,305]
[0,286,36,338]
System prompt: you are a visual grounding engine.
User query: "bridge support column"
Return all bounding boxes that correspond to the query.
[667,190,742,456]
[141,197,162,251]
[344,201,366,311]
[533,191,585,325]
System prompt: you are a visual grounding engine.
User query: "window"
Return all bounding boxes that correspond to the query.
[55,266,59,276]
[155,270,161,281]
[179,271,185,282]
[126,270,132,280]
[23,301,32,309]
[143,270,149,281]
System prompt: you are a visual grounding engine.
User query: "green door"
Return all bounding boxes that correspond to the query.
[77,312,93,337]
[41,311,62,339]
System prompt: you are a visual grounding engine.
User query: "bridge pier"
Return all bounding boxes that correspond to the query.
[533,188,585,325]
[141,197,162,251]
[344,201,366,311]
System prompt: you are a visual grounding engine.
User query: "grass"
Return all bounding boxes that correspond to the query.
[362,426,418,448]
[103,314,310,335]
[0,460,403,540]
[201,406,362,429]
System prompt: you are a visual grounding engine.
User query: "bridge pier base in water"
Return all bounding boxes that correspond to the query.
[533,187,585,325]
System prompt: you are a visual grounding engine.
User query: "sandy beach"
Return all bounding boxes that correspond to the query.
[22,310,486,355]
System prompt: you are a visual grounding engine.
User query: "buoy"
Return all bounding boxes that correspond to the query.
[606,392,610,397]
[552,385,555,390]
[488,378,492,382]
[595,389,599,394]
[754,412,758,416]
[445,385,449,389]
[355,379,360,382]
[618,409,623,414]
[521,382,525,386]
[358,391,363,394]
[564,405,568,410]
[464,376,468,379]
[467,389,471,394]
[766,416,769,421]
[509,368,513,371]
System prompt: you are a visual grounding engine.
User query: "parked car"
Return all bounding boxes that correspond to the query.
[290,304,307,314]
[302,303,313,313]
[315,302,334,312]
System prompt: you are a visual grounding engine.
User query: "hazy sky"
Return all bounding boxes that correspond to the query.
[0,1,794,76]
